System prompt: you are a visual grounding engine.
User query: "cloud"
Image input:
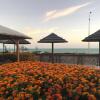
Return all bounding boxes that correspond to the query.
[44,2,91,22]
[46,10,57,16]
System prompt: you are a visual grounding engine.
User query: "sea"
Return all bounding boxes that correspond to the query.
[30,48,99,54]
[0,48,99,54]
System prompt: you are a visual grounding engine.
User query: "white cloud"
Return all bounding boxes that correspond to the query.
[46,10,56,16]
[44,2,91,22]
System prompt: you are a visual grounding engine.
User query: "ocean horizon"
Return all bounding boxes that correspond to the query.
[28,48,99,54]
[0,48,99,54]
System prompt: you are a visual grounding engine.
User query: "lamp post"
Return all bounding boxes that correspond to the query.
[88,11,92,53]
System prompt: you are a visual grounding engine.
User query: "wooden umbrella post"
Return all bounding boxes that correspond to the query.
[16,40,20,62]
[52,42,54,63]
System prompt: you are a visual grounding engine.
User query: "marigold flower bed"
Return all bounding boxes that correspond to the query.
[0,61,100,100]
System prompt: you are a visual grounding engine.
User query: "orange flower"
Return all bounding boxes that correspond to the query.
[0,61,99,99]
[54,93,62,100]
[88,94,96,100]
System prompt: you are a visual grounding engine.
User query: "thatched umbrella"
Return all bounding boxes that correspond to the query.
[5,39,31,52]
[82,30,100,66]
[38,33,68,63]
[0,25,31,61]
[0,39,30,52]
[4,39,30,44]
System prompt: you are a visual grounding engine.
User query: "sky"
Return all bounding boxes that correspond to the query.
[0,0,100,49]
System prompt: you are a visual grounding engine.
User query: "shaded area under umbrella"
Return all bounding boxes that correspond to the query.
[0,39,31,52]
[5,39,31,52]
[82,30,100,66]
[0,25,31,62]
[0,40,7,53]
[38,33,68,63]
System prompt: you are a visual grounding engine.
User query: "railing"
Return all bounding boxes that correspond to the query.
[38,53,99,66]
[0,52,39,64]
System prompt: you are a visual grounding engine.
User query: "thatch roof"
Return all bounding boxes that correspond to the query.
[82,30,100,42]
[1,39,31,44]
[0,25,31,39]
[38,33,68,43]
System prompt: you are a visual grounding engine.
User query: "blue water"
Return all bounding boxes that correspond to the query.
[0,48,99,54]
[30,48,99,54]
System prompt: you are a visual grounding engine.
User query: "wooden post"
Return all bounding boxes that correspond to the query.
[16,40,19,62]
[52,42,54,63]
